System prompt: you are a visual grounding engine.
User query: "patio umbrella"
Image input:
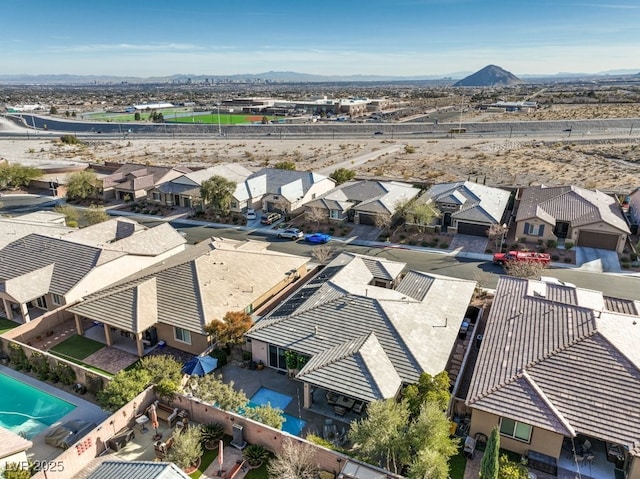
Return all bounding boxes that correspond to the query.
[148,403,161,440]
[182,355,218,376]
[218,439,224,475]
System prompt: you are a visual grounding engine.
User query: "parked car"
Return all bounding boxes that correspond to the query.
[245,209,256,220]
[304,232,332,244]
[278,228,303,240]
[260,212,281,225]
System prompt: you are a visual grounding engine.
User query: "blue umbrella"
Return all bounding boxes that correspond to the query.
[182,355,218,376]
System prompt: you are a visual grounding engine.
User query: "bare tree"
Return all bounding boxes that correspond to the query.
[267,437,319,479]
[504,260,546,279]
[374,213,392,231]
[311,245,334,265]
[487,223,508,251]
[305,206,326,226]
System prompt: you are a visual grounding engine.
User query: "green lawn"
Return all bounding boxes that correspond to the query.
[449,447,468,479]
[244,462,269,479]
[50,335,105,360]
[0,318,19,335]
[190,448,218,479]
[167,113,276,125]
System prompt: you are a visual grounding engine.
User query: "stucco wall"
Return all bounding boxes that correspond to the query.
[155,323,210,355]
[469,409,563,458]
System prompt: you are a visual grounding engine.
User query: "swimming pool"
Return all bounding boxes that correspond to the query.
[248,387,307,436]
[0,372,76,439]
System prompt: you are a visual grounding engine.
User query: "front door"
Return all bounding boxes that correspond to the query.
[554,221,569,238]
[174,195,181,207]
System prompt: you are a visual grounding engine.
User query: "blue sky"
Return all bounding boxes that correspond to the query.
[2,0,639,77]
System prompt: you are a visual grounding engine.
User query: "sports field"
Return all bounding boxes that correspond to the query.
[166,113,276,125]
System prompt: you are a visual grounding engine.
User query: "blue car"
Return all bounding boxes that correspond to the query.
[304,233,332,244]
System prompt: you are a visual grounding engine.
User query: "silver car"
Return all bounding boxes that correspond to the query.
[278,228,303,240]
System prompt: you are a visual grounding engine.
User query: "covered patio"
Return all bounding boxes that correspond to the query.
[81,321,159,357]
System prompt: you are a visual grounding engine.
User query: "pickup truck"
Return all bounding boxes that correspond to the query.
[493,250,551,266]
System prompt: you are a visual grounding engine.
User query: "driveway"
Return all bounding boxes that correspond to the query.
[575,247,621,273]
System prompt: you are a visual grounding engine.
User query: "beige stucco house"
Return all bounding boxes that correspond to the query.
[68,237,308,356]
[0,219,187,323]
[102,164,192,202]
[466,276,640,479]
[515,185,629,252]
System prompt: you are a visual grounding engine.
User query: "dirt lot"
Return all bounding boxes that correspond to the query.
[1,104,639,191]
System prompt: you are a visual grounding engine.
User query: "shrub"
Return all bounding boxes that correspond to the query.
[631,252,638,261]
[509,243,519,250]
[8,344,30,371]
[57,363,77,386]
[30,352,50,380]
[201,422,224,449]
[166,425,203,470]
[439,243,448,249]
[408,240,416,246]
[421,241,429,247]
[210,348,228,367]
[564,257,572,263]
[621,256,630,263]
[551,254,560,261]
[85,372,104,395]
[60,134,80,145]
[244,444,269,467]
[67,220,78,228]
[485,249,493,254]
[546,239,557,248]
[564,241,574,250]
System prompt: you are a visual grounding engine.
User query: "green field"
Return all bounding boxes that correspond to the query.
[167,113,277,125]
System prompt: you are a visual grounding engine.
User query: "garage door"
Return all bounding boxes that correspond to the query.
[358,213,376,226]
[577,231,619,250]
[457,222,489,237]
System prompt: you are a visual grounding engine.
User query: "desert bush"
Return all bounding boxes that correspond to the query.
[564,241,574,250]
[564,257,572,263]
[8,344,30,371]
[551,255,560,261]
[210,348,228,367]
[57,363,77,386]
[546,239,557,248]
[30,352,50,380]
[422,241,429,247]
[439,243,449,248]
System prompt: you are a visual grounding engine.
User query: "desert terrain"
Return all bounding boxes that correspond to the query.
[1,104,640,192]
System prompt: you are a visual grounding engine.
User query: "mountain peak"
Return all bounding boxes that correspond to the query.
[454,65,522,87]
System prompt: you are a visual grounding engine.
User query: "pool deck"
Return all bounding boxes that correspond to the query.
[0,365,109,463]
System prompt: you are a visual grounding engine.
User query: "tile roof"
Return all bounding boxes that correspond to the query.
[0,217,73,249]
[467,276,640,452]
[86,460,191,479]
[247,252,476,400]
[422,181,510,223]
[69,238,307,335]
[516,185,629,232]
[297,332,402,401]
[246,168,333,202]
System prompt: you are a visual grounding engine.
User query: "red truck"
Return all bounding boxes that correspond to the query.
[493,250,551,266]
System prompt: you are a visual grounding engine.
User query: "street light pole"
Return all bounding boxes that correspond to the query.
[217,103,222,137]
[501,223,508,250]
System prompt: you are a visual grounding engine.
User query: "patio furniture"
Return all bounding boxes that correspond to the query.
[353,400,365,414]
[527,450,557,476]
[334,406,347,416]
[135,414,150,433]
[463,435,476,459]
[107,428,135,452]
[154,401,180,427]
[326,392,338,405]
[337,395,355,410]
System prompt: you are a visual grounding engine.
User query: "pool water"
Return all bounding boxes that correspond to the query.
[0,372,76,439]
[248,387,307,436]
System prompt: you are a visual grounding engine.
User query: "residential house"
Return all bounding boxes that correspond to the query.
[245,168,335,215]
[68,237,308,356]
[0,218,187,323]
[516,185,629,252]
[147,163,254,209]
[415,181,511,236]
[628,187,640,234]
[246,252,476,411]
[466,276,640,479]
[0,212,73,249]
[102,164,192,202]
[304,180,421,225]
[84,461,191,479]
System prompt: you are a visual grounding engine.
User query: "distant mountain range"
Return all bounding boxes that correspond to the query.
[454,65,522,87]
[0,68,638,85]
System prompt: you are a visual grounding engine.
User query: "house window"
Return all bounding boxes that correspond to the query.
[174,327,192,345]
[51,294,63,306]
[524,222,545,237]
[152,192,160,201]
[330,210,340,219]
[500,417,532,442]
[231,201,238,209]
[35,296,48,309]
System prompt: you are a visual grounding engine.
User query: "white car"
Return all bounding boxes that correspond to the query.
[540,276,576,288]
[278,228,304,240]
[245,209,256,220]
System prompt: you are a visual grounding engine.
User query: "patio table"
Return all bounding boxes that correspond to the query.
[337,396,355,410]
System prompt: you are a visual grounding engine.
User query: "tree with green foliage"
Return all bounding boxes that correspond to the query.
[200,175,237,212]
[54,204,80,226]
[480,427,500,479]
[406,202,440,233]
[407,402,459,479]
[139,355,183,399]
[49,105,58,115]
[244,404,285,429]
[330,168,356,185]
[97,368,152,411]
[166,425,203,470]
[348,399,410,474]
[83,204,109,225]
[498,454,529,479]
[403,371,451,416]
[0,163,42,189]
[188,373,247,412]
[134,111,141,121]
[66,170,101,200]
[273,161,296,170]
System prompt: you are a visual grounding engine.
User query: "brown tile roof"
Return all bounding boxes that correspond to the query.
[467,276,640,452]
